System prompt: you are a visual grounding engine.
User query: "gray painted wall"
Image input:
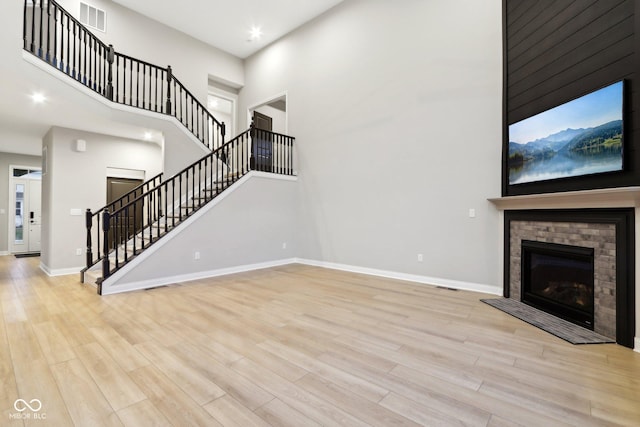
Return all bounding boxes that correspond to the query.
[0,152,42,254]
[41,126,162,273]
[105,174,299,293]
[240,0,503,291]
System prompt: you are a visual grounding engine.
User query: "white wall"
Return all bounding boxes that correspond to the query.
[240,0,504,291]
[0,152,42,254]
[103,173,299,294]
[55,0,245,102]
[41,126,162,274]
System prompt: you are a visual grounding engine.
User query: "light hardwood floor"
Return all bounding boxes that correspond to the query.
[1,256,639,426]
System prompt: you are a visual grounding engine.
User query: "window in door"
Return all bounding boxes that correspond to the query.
[15,186,24,242]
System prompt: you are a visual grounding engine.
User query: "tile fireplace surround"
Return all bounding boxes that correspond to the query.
[489,187,639,350]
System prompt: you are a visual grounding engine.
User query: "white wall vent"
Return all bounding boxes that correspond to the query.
[79,2,106,32]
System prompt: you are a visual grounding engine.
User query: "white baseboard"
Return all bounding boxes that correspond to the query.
[0,251,9,256]
[101,258,298,295]
[295,258,502,295]
[102,256,501,296]
[634,337,639,353]
[40,263,83,277]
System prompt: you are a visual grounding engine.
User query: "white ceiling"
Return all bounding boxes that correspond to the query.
[110,0,345,58]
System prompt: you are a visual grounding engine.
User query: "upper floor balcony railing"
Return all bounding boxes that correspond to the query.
[23,0,226,150]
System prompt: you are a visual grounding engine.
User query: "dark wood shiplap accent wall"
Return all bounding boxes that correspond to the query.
[503,0,639,196]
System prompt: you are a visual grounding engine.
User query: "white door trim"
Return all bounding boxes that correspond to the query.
[8,165,42,254]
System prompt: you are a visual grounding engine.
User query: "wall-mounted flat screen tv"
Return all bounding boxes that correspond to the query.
[508,81,624,185]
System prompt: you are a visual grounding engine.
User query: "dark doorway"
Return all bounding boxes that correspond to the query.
[106,177,144,249]
[251,111,273,172]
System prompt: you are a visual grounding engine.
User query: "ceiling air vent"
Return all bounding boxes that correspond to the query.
[79,2,106,32]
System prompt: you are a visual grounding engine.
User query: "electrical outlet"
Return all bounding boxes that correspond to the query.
[282,242,287,249]
[469,208,476,218]
[76,248,82,256]
[194,251,200,260]
[417,253,423,262]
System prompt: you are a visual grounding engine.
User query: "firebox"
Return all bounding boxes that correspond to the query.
[521,240,595,329]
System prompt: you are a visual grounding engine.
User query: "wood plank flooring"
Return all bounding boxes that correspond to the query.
[1,256,639,426]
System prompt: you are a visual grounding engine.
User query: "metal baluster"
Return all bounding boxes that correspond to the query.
[171,179,175,228]
[95,213,101,261]
[166,66,172,115]
[102,210,110,279]
[30,0,36,53]
[153,67,157,111]
[124,207,129,263]
[38,0,44,57]
[129,59,133,106]
[136,61,140,107]
[89,35,93,88]
[156,187,161,237]
[178,175,183,221]
[163,183,168,233]
[72,20,77,78]
[52,4,58,67]
[82,30,87,84]
[115,54,119,102]
[191,167,195,215]
[66,15,72,74]
[142,63,147,109]
[45,0,51,62]
[23,0,28,50]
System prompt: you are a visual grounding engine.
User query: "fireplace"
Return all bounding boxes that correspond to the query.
[496,208,635,348]
[521,240,594,330]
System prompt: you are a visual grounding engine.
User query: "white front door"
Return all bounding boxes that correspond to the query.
[9,168,42,254]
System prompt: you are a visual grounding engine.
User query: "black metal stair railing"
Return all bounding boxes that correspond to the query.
[22,0,298,290]
[80,173,163,280]
[95,128,295,294]
[23,0,226,150]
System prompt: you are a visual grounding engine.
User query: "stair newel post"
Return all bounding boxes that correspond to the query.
[165,65,172,115]
[102,209,111,279]
[106,44,114,101]
[85,209,93,268]
[249,119,255,171]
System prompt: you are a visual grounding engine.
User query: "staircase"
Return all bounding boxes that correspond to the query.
[23,0,296,293]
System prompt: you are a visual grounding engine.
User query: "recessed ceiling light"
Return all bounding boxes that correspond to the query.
[208,99,219,109]
[249,26,263,41]
[31,92,46,104]
[144,132,152,140]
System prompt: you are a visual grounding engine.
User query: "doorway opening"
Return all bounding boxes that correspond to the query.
[9,166,42,254]
[207,78,239,141]
[105,174,144,249]
[248,93,288,173]
[248,93,288,135]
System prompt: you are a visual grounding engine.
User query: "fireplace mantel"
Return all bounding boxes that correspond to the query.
[489,187,640,211]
